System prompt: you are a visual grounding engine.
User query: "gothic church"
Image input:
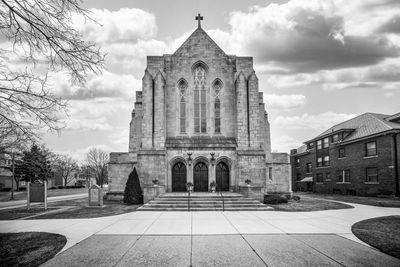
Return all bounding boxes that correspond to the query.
[108,15,291,200]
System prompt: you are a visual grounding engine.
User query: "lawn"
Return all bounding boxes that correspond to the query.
[270,196,353,211]
[352,216,400,259]
[297,192,400,207]
[0,232,66,267]
[0,187,89,202]
[0,198,140,220]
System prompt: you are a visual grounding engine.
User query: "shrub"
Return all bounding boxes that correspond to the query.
[123,168,143,205]
[245,179,251,185]
[292,195,301,201]
[264,194,288,204]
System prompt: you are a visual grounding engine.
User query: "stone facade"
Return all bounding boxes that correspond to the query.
[108,21,291,200]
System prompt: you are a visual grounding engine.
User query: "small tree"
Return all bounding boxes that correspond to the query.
[54,154,78,187]
[123,168,143,205]
[85,148,108,188]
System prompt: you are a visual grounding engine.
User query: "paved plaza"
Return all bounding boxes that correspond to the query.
[1,201,400,266]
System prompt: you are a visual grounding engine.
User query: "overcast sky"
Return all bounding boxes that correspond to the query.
[41,0,400,160]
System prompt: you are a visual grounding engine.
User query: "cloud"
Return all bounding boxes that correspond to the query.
[74,8,157,44]
[264,94,306,110]
[224,0,400,72]
[274,112,356,131]
[51,70,140,100]
[377,16,400,33]
[271,135,303,153]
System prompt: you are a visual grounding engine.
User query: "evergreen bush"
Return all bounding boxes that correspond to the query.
[123,168,143,204]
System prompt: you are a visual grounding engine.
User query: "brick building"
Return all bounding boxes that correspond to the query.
[291,112,400,197]
[108,16,291,199]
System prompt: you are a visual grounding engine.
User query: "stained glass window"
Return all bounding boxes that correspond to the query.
[194,66,206,133]
[178,79,187,133]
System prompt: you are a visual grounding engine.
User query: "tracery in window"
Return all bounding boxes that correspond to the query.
[212,79,222,134]
[194,66,206,133]
[178,79,187,133]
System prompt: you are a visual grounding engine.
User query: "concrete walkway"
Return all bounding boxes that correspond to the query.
[0,193,87,210]
[1,202,400,266]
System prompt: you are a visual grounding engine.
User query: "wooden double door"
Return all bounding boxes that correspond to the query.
[216,162,229,191]
[172,162,187,192]
[194,162,208,192]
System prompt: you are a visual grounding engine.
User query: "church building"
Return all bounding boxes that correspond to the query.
[108,15,291,200]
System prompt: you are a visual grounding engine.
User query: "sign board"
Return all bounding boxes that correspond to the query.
[27,180,47,210]
[89,184,103,207]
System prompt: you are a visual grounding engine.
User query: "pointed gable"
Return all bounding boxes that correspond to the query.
[173,27,227,57]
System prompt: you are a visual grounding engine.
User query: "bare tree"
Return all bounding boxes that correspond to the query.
[54,154,78,186]
[0,0,104,149]
[85,147,108,188]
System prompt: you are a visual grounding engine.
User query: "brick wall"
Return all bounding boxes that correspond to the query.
[291,134,399,196]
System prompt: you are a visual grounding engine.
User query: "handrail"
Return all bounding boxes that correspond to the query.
[217,184,225,212]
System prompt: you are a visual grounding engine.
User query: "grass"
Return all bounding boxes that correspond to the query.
[0,187,88,202]
[0,198,140,220]
[270,196,353,211]
[352,216,400,259]
[0,232,66,267]
[297,192,400,207]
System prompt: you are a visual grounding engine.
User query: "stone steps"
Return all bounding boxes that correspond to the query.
[138,193,271,211]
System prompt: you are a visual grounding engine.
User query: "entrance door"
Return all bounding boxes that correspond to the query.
[172,162,187,192]
[194,162,208,192]
[216,162,229,191]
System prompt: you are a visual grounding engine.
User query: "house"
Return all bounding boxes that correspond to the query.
[290,112,400,197]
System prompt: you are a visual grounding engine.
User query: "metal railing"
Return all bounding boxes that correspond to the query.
[217,185,225,212]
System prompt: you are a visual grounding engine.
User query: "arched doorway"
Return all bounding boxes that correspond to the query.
[172,162,187,192]
[216,162,229,191]
[194,162,208,192]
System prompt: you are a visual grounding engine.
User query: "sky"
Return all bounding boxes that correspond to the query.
[38,0,400,160]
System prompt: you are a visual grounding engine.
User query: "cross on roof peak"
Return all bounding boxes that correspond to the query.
[195,13,203,28]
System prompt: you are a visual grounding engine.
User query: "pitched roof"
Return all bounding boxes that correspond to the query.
[173,27,226,56]
[314,112,400,143]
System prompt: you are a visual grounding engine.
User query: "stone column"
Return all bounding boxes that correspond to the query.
[235,72,248,148]
[154,71,166,148]
[141,70,153,148]
[248,71,260,148]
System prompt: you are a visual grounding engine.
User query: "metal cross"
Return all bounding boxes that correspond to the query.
[195,13,203,28]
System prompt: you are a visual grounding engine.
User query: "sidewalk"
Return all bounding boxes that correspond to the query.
[0,193,87,210]
[1,202,399,266]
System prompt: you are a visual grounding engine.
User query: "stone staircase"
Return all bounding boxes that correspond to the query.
[138,192,271,211]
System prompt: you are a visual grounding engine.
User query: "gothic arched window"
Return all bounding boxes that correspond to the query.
[178,79,188,133]
[194,66,206,133]
[213,79,223,134]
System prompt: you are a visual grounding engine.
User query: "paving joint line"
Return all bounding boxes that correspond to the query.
[290,234,346,267]
[222,212,269,267]
[190,211,193,267]
[112,212,164,267]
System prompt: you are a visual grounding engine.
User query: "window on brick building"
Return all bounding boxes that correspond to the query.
[178,79,188,133]
[365,141,377,157]
[326,172,331,181]
[336,169,350,183]
[296,173,301,181]
[366,167,378,183]
[323,137,329,148]
[194,66,207,133]
[317,140,322,150]
[308,142,314,149]
[316,173,323,183]
[338,147,346,158]
[213,79,222,134]
[323,155,330,166]
[331,134,339,143]
[295,158,300,167]
[306,163,312,173]
[317,157,322,167]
